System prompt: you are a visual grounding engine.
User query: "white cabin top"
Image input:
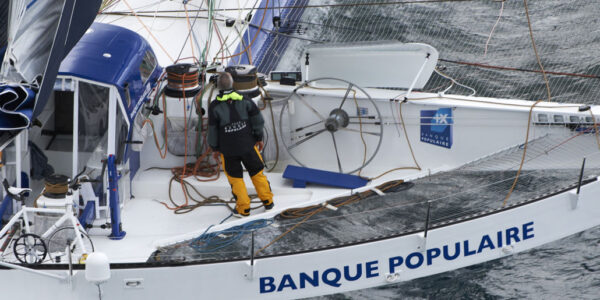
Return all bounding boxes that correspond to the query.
[302,41,438,89]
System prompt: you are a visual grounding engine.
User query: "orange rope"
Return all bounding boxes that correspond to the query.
[523,0,551,102]
[170,148,220,182]
[166,71,200,89]
[160,82,220,211]
[122,0,175,62]
[218,0,269,60]
[502,99,541,207]
[503,0,554,206]
[367,100,421,181]
[183,3,197,60]
[179,90,191,209]
[157,88,192,211]
[211,18,226,63]
[484,0,504,57]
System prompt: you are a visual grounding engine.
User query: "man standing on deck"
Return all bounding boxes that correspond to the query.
[208,72,274,217]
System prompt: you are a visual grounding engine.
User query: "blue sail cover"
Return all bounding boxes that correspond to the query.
[0,0,101,148]
[233,0,309,73]
[0,85,34,130]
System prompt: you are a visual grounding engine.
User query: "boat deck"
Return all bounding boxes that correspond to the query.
[90,168,359,263]
[91,130,600,263]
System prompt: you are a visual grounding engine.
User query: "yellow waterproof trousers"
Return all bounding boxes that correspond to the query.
[221,147,273,215]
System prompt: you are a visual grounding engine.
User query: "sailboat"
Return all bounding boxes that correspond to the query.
[0,0,598,298]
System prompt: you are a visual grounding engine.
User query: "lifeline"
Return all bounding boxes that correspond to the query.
[259,221,534,293]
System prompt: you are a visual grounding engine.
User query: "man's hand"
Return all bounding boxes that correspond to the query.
[256,141,264,151]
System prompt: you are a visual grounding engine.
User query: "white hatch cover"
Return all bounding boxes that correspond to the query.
[301,41,438,89]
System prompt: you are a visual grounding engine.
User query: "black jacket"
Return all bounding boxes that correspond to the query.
[207,90,264,156]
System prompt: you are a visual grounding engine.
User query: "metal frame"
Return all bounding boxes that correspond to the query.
[14,132,22,213]
[72,79,79,179]
[56,75,131,232]
[0,202,88,259]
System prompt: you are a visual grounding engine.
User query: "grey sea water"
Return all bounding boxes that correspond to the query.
[274,0,600,299]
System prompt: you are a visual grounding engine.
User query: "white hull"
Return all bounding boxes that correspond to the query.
[3,82,600,298]
[1,2,599,298]
[1,176,598,299]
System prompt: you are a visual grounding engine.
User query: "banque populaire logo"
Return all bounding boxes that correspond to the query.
[420,107,453,149]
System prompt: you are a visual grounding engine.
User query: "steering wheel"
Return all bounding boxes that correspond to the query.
[279,77,383,174]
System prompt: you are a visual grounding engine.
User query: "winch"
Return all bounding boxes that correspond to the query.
[36,174,75,210]
[164,63,202,98]
[225,65,266,98]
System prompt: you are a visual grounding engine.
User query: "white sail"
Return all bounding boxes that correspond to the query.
[1,0,64,84]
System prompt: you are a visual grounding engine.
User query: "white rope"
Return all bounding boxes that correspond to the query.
[484,0,505,57]
[435,69,477,96]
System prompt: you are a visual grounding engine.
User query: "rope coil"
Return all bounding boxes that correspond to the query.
[43,174,69,196]
[166,68,200,91]
[254,180,413,255]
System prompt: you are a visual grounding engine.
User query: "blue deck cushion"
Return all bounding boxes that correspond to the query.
[283,165,369,189]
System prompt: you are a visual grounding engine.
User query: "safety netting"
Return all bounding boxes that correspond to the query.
[150,128,600,263]
[270,0,600,104]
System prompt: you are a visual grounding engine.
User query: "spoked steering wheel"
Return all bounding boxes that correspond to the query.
[279,77,383,174]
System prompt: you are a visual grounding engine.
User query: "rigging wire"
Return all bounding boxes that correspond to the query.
[183,3,197,60]
[367,100,421,181]
[211,17,228,63]
[106,0,478,14]
[211,2,257,64]
[389,100,402,137]
[121,0,175,62]
[352,90,368,177]
[218,0,270,61]
[256,82,281,172]
[99,0,121,13]
[175,0,206,63]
